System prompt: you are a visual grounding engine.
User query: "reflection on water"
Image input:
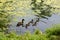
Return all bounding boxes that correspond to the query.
[8,14,60,34]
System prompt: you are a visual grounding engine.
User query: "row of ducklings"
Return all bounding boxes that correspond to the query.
[16,18,40,29]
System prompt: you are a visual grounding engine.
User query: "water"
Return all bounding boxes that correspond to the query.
[8,14,60,34]
[7,0,60,34]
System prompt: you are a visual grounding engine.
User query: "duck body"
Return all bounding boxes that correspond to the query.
[29,19,33,24]
[32,18,40,26]
[16,22,22,27]
[32,22,37,26]
[25,22,30,29]
[16,19,25,27]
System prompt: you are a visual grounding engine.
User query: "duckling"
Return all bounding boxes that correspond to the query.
[32,21,37,26]
[29,19,33,24]
[36,18,40,22]
[16,19,25,27]
[32,18,39,26]
[25,22,30,29]
[25,19,33,29]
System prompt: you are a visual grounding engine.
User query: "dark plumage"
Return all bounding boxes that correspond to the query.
[32,22,37,26]
[25,22,30,29]
[29,19,33,24]
[16,19,25,27]
[36,18,40,22]
[16,22,22,27]
[25,19,33,29]
[32,18,39,26]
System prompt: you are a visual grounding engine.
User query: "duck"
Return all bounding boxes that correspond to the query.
[32,21,37,26]
[36,18,40,22]
[25,22,30,29]
[25,19,34,29]
[32,18,39,26]
[16,19,25,27]
[29,19,33,24]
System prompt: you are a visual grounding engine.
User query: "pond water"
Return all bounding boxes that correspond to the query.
[6,0,60,34]
[8,14,60,34]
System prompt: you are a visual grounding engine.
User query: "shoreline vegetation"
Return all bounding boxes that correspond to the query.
[0,24,60,40]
